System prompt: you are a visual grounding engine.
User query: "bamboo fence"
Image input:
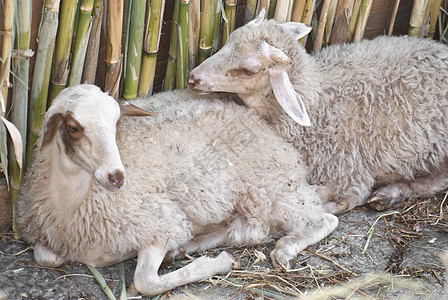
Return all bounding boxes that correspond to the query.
[0,0,447,236]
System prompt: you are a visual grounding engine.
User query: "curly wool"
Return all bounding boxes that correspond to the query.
[230,21,448,204]
[17,89,325,264]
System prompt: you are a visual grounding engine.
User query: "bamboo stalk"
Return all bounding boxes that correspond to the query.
[27,0,60,168]
[211,0,222,54]
[274,0,290,22]
[409,0,429,36]
[287,0,295,21]
[314,0,333,51]
[188,0,200,72]
[245,0,258,24]
[324,0,339,46]
[1,0,14,104]
[428,0,443,38]
[198,0,216,64]
[330,0,355,45]
[388,0,401,35]
[176,0,190,89]
[268,0,278,19]
[105,0,124,99]
[222,0,237,45]
[10,0,32,238]
[291,0,306,22]
[352,0,373,42]
[122,0,147,99]
[300,0,316,45]
[163,0,180,91]
[0,0,14,187]
[48,0,79,104]
[68,0,94,86]
[348,0,362,41]
[138,0,166,97]
[81,0,103,84]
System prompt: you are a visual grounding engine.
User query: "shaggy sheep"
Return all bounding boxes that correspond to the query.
[17,84,338,296]
[187,11,448,214]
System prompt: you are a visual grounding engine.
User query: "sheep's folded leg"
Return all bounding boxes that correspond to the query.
[270,213,338,269]
[368,170,448,211]
[134,245,236,297]
[33,242,65,267]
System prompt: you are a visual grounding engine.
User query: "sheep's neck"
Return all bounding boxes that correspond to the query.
[47,144,92,212]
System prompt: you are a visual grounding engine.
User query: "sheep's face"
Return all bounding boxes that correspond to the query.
[188,14,312,126]
[42,85,126,191]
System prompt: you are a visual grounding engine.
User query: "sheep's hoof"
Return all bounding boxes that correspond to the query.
[126,284,140,298]
[270,251,293,270]
[367,193,393,211]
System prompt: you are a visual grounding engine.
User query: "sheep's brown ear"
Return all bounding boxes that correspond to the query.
[117,99,158,117]
[279,22,312,41]
[269,67,311,127]
[41,113,64,150]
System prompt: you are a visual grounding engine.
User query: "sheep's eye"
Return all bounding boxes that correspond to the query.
[242,68,256,76]
[68,126,79,133]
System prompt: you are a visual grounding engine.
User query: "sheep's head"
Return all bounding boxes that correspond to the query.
[187,9,312,126]
[41,84,156,191]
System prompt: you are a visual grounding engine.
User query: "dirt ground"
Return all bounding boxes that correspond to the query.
[1,195,447,300]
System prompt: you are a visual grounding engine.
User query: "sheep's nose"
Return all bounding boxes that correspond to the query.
[187,74,200,88]
[108,170,125,189]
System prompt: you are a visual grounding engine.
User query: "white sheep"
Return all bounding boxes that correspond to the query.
[17,84,338,296]
[187,10,448,214]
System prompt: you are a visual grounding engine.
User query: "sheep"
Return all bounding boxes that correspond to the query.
[187,10,448,214]
[16,84,338,296]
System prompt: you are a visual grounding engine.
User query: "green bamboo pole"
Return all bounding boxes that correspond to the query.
[176,0,190,89]
[268,0,278,19]
[314,0,332,51]
[188,0,200,72]
[1,0,14,105]
[198,0,216,64]
[163,0,180,91]
[27,0,61,168]
[409,0,429,36]
[222,0,237,45]
[352,0,373,42]
[10,0,32,237]
[348,0,362,41]
[245,0,258,24]
[211,0,222,54]
[48,0,79,104]
[138,0,166,97]
[122,0,147,99]
[68,0,94,86]
[0,0,14,187]
[428,0,443,38]
[81,0,103,84]
[105,1,123,99]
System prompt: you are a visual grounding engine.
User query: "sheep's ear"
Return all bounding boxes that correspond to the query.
[41,113,64,150]
[261,41,292,64]
[279,22,312,41]
[269,68,311,126]
[117,99,158,117]
[247,7,266,26]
